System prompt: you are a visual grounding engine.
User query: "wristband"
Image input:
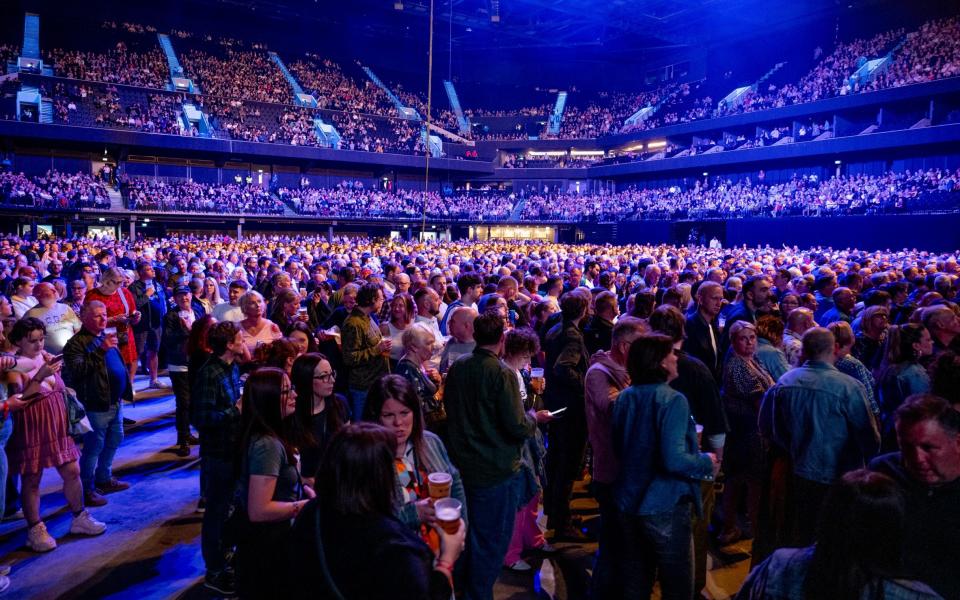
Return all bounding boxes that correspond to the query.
[291,500,302,519]
[435,559,454,572]
[1,401,8,421]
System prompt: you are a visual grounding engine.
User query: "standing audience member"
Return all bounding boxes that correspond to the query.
[439,306,477,373]
[341,283,390,421]
[288,423,466,599]
[234,367,311,598]
[24,282,80,354]
[162,286,199,456]
[584,316,647,599]
[612,334,719,600]
[543,292,591,542]
[876,323,933,450]
[62,302,132,506]
[192,321,244,596]
[684,281,724,381]
[394,324,444,433]
[444,313,551,600]
[11,318,106,552]
[758,328,879,550]
[289,353,348,487]
[129,262,168,389]
[83,267,141,384]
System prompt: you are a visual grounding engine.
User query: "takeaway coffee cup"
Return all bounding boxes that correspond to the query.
[427,472,452,500]
[434,497,462,535]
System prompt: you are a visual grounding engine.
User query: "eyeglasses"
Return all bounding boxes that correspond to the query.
[314,370,337,382]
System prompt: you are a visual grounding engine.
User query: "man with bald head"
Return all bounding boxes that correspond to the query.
[758,327,879,550]
[782,307,816,367]
[439,306,477,373]
[819,287,856,326]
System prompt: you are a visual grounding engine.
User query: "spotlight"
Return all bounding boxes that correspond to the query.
[394,2,403,10]
[834,160,842,165]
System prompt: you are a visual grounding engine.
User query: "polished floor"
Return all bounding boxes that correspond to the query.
[0,376,751,599]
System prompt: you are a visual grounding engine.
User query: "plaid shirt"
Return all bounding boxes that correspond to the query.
[191,355,242,458]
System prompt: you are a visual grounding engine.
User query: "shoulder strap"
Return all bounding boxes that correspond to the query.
[312,499,347,600]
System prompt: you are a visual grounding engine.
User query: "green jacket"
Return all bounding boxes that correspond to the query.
[341,307,389,390]
[443,348,537,488]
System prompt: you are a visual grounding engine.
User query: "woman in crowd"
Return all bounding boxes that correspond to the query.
[321,282,358,330]
[478,292,511,328]
[501,327,552,571]
[612,333,718,599]
[306,281,332,330]
[8,318,105,552]
[235,367,312,598]
[719,321,776,546]
[778,293,800,316]
[380,292,416,365]
[753,315,790,382]
[24,282,81,354]
[253,338,300,374]
[185,314,217,513]
[737,469,941,600]
[201,277,223,314]
[876,323,933,450]
[393,323,444,432]
[9,276,38,319]
[238,291,282,355]
[289,353,348,488]
[83,266,141,382]
[269,288,303,333]
[288,422,465,599]
[362,375,466,551]
[286,321,319,356]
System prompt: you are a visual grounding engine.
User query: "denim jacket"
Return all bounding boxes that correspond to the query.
[612,383,714,517]
[759,361,879,484]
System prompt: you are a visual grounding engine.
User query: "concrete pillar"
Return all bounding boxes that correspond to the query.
[128,216,136,241]
[30,220,38,239]
[65,219,73,238]
[328,224,334,243]
[237,218,244,240]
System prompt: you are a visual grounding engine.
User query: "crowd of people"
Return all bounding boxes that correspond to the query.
[0,170,111,210]
[121,178,284,215]
[519,168,960,221]
[0,231,957,600]
[279,184,514,221]
[6,15,957,149]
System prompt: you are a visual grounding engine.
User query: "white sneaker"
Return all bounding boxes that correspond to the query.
[0,574,9,593]
[508,559,532,572]
[69,510,106,536]
[26,521,57,552]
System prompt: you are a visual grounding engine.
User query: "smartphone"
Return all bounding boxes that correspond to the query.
[48,354,64,365]
[548,407,568,417]
[20,391,43,404]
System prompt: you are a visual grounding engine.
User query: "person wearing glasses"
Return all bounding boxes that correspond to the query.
[235,367,313,598]
[289,353,348,488]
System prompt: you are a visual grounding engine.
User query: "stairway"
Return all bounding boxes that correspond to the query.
[38,98,53,124]
[22,13,40,59]
[157,34,184,78]
[547,91,567,135]
[443,80,470,134]
[756,62,787,87]
[509,197,527,221]
[313,117,341,149]
[362,66,418,119]
[107,188,126,211]
[270,52,315,106]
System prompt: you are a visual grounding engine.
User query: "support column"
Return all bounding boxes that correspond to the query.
[237,218,244,240]
[30,219,38,239]
[128,216,136,241]
[65,218,73,238]
[327,224,334,244]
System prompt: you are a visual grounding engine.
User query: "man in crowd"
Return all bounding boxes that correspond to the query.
[63,301,132,507]
[759,327,879,548]
[813,273,837,323]
[444,313,550,600]
[819,286,856,326]
[782,307,816,367]
[922,304,960,356]
[684,281,724,381]
[413,287,445,369]
[869,394,960,599]
[129,261,168,389]
[543,292,591,541]
[583,290,618,355]
[440,272,483,335]
[341,283,390,420]
[721,275,772,352]
[211,279,248,323]
[192,321,244,596]
[853,305,890,372]
[584,316,647,599]
[439,306,477,373]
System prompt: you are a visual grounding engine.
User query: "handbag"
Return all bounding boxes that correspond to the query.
[64,386,92,437]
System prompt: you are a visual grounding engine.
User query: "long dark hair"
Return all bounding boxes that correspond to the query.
[238,367,296,466]
[881,323,926,366]
[362,375,431,469]
[626,334,674,384]
[805,469,906,600]
[289,353,347,451]
[186,315,216,356]
[318,423,397,517]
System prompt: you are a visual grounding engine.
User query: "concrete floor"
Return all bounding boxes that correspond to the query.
[0,376,751,599]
